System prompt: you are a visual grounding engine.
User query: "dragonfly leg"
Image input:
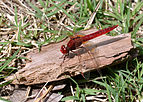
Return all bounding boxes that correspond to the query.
[60,50,82,66]
[71,50,82,64]
[79,46,103,78]
[60,55,66,66]
[79,46,95,60]
[59,54,65,59]
[82,46,103,77]
[71,50,90,80]
[60,54,70,66]
[71,50,89,79]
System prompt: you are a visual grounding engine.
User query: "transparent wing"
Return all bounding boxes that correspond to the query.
[75,32,101,79]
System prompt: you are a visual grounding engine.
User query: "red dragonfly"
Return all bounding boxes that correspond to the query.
[60,25,118,63]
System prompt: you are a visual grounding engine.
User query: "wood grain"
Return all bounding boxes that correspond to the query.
[6,28,133,85]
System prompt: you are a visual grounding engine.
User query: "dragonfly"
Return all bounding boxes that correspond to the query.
[60,25,118,63]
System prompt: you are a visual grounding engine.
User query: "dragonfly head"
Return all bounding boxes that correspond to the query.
[60,45,68,54]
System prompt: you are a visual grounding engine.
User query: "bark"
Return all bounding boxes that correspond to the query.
[6,28,133,85]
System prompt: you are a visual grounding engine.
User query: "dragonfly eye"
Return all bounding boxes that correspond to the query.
[60,45,68,54]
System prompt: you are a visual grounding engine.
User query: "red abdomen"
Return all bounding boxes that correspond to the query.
[82,25,118,42]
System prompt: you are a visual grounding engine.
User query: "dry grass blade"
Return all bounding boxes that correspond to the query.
[35,85,54,102]
[16,0,33,12]
[0,1,15,15]
[85,1,102,29]
[57,2,77,33]
[0,0,142,102]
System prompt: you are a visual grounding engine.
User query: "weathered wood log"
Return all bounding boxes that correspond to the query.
[6,28,133,85]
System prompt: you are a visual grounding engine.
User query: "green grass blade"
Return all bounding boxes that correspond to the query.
[0,97,11,102]
[81,93,86,102]
[132,17,143,38]
[18,21,22,41]
[132,1,143,16]
[83,0,88,15]
[107,3,122,21]
[16,41,32,47]
[21,23,30,29]
[105,81,112,102]
[104,12,122,21]
[79,0,84,19]
[68,77,80,98]
[124,7,131,33]
[46,0,67,17]
[86,0,94,12]
[131,13,143,26]
[118,0,124,18]
[0,48,21,72]
[50,1,75,22]
[0,41,9,45]
[14,6,18,26]
[38,0,45,7]
[0,14,3,25]
[61,96,79,101]
[28,0,43,18]
[46,9,59,17]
